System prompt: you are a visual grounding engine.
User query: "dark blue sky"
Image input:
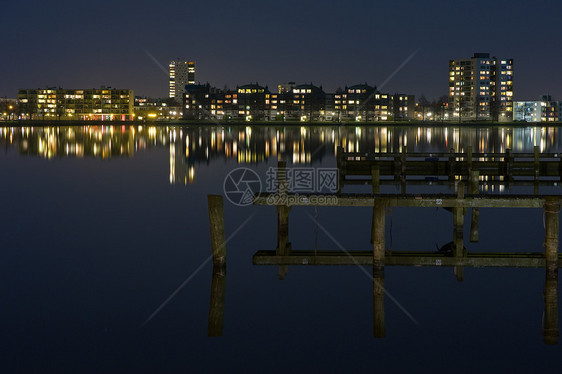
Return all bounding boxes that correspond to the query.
[1,0,561,101]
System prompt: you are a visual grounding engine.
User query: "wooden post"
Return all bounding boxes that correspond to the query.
[534,146,540,195]
[277,161,291,279]
[393,154,400,182]
[337,146,344,193]
[373,267,385,338]
[543,270,559,345]
[401,147,407,177]
[373,199,386,269]
[371,165,380,244]
[470,171,480,243]
[467,146,473,175]
[544,197,560,274]
[453,183,464,281]
[506,148,513,184]
[373,197,385,337]
[371,165,380,194]
[448,148,455,181]
[208,265,226,337]
[534,146,540,179]
[208,195,226,267]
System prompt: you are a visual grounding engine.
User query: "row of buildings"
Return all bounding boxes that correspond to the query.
[4,52,559,123]
[182,82,415,122]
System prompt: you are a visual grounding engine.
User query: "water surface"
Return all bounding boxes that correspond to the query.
[1,124,561,373]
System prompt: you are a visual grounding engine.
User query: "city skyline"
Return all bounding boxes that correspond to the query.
[1,0,562,101]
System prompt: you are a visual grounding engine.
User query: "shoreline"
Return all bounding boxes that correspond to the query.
[1,120,561,128]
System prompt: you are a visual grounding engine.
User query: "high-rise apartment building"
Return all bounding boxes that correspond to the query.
[169,59,195,102]
[448,53,513,121]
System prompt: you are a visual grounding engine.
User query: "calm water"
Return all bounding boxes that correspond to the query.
[1,124,561,373]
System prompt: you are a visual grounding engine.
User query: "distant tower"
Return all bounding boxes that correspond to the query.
[448,53,513,122]
[169,59,196,102]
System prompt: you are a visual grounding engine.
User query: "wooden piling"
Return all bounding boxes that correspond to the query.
[373,268,385,338]
[543,271,559,345]
[506,148,514,183]
[534,146,540,180]
[373,199,386,269]
[277,161,291,278]
[453,183,465,281]
[470,171,480,243]
[208,265,226,337]
[467,146,473,174]
[337,146,344,193]
[371,165,380,194]
[371,165,380,244]
[208,195,226,267]
[401,147,407,176]
[544,197,560,274]
[448,148,455,181]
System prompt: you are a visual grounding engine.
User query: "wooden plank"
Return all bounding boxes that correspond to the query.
[253,250,562,268]
[254,193,555,208]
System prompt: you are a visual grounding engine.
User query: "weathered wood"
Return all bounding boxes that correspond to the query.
[338,149,562,187]
[373,269,385,338]
[544,197,560,274]
[470,171,480,243]
[371,165,380,194]
[448,148,455,181]
[343,151,561,158]
[373,200,385,268]
[252,250,562,267]
[534,146,540,180]
[208,265,226,337]
[255,193,555,208]
[342,179,559,188]
[208,195,226,266]
[276,161,291,279]
[453,183,465,281]
[337,146,345,194]
[467,146,473,174]
[543,271,559,345]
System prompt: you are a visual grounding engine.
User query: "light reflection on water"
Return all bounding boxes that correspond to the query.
[1,124,562,371]
[2,124,562,186]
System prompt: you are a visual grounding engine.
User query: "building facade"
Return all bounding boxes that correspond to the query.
[514,95,561,122]
[448,53,513,121]
[18,87,134,120]
[169,60,195,103]
[181,83,414,122]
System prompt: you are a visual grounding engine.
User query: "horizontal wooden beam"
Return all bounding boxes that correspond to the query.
[342,152,562,159]
[253,193,558,208]
[253,250,562,268]
[341,178,561,187]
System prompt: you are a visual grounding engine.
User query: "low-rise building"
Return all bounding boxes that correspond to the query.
[514,95,561,122]
[18,87,134,120]
[134,97,182,121]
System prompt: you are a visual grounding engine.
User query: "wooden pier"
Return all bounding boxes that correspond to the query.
[338,146,562,193]
[208,151,561,343]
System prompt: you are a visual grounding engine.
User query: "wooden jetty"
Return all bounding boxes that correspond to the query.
[208,150,561,343]
[338,146,562,194]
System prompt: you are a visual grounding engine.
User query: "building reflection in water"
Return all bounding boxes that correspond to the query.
[2,124,562,188]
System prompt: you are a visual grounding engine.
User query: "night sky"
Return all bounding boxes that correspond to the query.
[1,0,561,101]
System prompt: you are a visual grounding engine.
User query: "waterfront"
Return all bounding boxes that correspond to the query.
[1,124,561,372]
